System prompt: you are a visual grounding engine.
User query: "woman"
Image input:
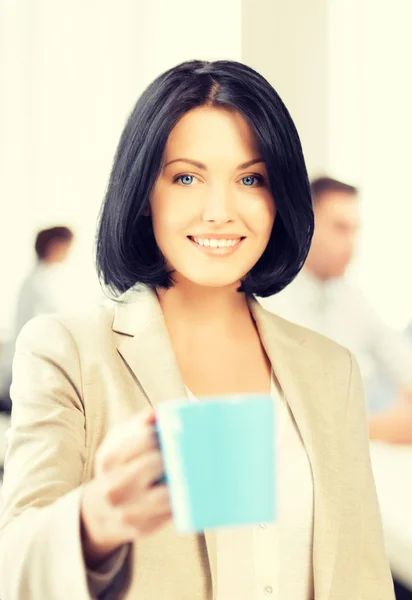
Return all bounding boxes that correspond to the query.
[0,60,394,599]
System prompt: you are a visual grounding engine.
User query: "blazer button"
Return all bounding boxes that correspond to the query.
[264,585,273,595]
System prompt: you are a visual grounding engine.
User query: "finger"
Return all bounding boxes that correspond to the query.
[103,451,165,507]
[144,410,157,426]
[123,510,172,540]
[107,427,158,471]
[96,413,157,474]
[128,483,171,514]
[122,451,167,503]
[121,486,172,533]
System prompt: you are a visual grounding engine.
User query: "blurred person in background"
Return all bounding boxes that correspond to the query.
[260,177,412,444]
[0,226,74,413]
[14,226,74,334]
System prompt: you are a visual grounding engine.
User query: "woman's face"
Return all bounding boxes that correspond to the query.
[150,106,276,289]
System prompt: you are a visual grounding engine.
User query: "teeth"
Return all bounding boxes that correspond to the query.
[193,237,241,248]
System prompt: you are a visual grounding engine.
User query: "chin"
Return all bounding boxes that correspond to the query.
[177,270,245,290]
[191,277,242,289]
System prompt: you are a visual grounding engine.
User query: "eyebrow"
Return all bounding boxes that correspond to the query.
[163,158,265,170]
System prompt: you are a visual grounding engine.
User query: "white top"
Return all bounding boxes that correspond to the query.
[259,269,412,412]
[13,263,64,337]
[0,263,66,396]
[185,377,314,599]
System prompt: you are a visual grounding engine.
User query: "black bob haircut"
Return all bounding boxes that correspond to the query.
[96,59,314,298]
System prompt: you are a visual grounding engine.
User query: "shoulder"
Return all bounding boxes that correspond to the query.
[15,302,116,355]
[258,299,351,362]
[256,300,356,394]
[260,306,363,418]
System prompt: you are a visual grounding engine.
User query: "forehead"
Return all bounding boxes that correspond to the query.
[164,106,261,163]
[316,191,359,223]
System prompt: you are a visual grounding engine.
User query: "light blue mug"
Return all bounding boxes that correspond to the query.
[156,394,276,534]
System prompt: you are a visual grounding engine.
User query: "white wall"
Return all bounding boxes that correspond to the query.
[136,0,242,89]
[242,0,329,179]
[328,0,412,328]
[0,0,145,337]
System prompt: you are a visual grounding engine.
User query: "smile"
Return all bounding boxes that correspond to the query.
[187,235,245,257]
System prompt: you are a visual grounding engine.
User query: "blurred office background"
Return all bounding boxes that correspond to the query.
[1,0,412,339]
[1,0,411,595]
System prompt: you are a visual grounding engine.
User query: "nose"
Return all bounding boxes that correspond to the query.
[202,185,235,224]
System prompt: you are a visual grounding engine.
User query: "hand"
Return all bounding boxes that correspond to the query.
[80,409,172,568]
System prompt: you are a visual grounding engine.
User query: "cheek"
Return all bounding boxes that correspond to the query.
[151,208,190,243]
[150,191,176,241]
[150,186,198,235]
[252,199,277,235]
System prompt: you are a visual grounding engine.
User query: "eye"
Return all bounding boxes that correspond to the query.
[174,174,195,185]
[240,174,265,187]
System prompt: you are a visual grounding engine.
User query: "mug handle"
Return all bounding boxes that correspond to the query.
[153,422,167,485]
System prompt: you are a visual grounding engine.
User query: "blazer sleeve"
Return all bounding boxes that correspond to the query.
[346,351,395,599]
[0,316,131,600]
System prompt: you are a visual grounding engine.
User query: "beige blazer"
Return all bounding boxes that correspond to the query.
[0,286,395,599]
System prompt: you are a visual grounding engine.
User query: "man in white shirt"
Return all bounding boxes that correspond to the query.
[260,177,412,444]
[0,226,74,413]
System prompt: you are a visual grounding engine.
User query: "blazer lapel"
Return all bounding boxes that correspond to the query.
[249,298,343,600]
[113,287,217,593]
[113,286,187,408]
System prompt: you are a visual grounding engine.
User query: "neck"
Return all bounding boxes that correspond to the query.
[157,279,250,329]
